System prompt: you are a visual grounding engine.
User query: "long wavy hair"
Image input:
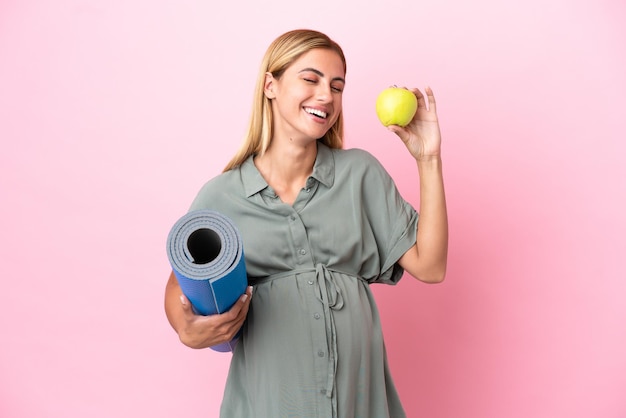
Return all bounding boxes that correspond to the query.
[223,29,347,172]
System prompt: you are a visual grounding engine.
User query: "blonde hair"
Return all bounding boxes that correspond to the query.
[223,29,347,172]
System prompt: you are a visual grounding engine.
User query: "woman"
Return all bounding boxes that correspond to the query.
[165,29,448,418]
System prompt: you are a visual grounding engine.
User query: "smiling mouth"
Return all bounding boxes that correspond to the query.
[304,107,328,119]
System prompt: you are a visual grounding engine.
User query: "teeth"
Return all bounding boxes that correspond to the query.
[305,107,327,119]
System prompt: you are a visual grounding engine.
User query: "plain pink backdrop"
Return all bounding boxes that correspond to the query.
[1,0,625,417]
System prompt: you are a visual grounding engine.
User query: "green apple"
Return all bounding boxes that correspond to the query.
[375,87,418,127]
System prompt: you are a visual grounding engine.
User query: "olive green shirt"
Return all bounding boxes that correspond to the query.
[189,142,418,418]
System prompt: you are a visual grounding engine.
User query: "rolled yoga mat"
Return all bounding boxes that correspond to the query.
[166,209,248,352]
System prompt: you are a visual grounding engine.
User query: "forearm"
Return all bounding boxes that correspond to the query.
[412,156,448,282]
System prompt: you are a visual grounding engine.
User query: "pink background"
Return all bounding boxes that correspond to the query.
[1,0,625,417]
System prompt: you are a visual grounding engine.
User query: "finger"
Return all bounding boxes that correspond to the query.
[425,86,436,113]
[221,286,253,321]
[409,87,427,111]
[387,125,410,144]
[235,286,254,320]
[179,294,195,317]
[223,287,253,339]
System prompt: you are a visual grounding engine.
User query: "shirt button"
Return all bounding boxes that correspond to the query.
[289,215,296,221]
[320,389,327,395]
[299,249,306,255]
[305,188,310,193]
[313,313,321,319]
[307,280,314,285]
[318,350,325,357]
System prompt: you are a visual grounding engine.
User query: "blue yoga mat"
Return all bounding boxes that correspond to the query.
[166,209,248,352]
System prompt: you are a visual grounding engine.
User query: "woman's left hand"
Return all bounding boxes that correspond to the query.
[387,87,442,161]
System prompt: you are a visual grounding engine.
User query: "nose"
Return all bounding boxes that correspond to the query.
[315,82,333,103]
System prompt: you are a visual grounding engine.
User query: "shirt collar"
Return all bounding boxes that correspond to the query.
[241,141,335,198]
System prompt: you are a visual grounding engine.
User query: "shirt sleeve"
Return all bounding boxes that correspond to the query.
[358,150,418,285]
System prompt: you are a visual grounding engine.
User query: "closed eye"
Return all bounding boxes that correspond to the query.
[303,76,343,92]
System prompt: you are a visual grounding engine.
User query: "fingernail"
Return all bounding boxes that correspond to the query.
[248,286,254,294]
[180,295,186,305]
[241,294,249,302]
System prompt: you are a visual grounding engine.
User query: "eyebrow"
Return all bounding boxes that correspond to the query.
[298,67,345,84]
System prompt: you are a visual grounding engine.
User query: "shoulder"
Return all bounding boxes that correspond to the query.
[198,168,241,194]
[331,147,391,179]
[188,168,244,211]
[331,147,379,164]
[331,147,385,171]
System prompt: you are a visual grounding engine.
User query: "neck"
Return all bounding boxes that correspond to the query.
[254,139,318,204]
[257,138,317,181]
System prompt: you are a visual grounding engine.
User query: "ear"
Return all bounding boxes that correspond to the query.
[264,72,276,99]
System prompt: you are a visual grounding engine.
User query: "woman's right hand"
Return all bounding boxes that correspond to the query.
[165,271,253,349]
